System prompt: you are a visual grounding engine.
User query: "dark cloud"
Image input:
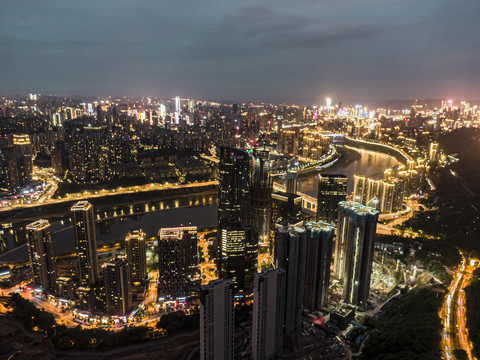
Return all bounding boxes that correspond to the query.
[0,0,479,103]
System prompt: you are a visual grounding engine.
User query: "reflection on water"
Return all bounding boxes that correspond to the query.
[0,195,218,262]
[0,147,400,262]
[297,147,402,196]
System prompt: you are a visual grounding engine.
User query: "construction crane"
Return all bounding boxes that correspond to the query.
[241,116,274,148]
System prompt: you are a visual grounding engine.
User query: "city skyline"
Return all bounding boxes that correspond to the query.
[1,1,480,103]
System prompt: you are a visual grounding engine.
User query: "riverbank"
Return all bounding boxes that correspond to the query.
[0,185,217,224]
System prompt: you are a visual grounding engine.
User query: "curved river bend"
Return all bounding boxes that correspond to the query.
[0,146,401,262]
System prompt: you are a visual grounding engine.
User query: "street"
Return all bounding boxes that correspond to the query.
[441,256,478,360]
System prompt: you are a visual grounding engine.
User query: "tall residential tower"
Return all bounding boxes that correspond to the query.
[72,201,98,286]
[334,201,379,304]
[303,221,335,309]
[26,220,56,291]
[200,279,235,360]
[252,268,286,360]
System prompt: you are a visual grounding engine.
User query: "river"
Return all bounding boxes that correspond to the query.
[0,145,401,263]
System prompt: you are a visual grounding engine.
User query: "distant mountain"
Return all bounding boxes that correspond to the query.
[371,99,443,109]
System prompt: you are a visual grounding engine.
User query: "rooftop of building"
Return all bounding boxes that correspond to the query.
[125,229,146,240]
[158,226,197,238]
[26,219,50,231]
[319,173,347,179]
[338,201,379,221]
[305,221,335,239]
[71,201,92,211]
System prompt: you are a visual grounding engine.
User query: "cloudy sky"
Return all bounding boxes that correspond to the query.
[1,0,479,104]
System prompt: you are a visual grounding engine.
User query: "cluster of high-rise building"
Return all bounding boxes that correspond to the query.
[201,199,379,359]
[352,158,426,213]
[26,199,203,316]
[0,134,34,192]
[277,127,330,159]
[26,201,148,316]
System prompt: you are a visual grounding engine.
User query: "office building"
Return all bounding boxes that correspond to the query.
[125,230,147,285]
[303,221,335,309]
[72,201,99,286]
[252,268,286,360]
[334,202,379,304]
[174,96,181,124]
[316,174,347,223]
[200,279,235,360]
[275,226,306,335]
[219,219,257,296]
[26,220,56,291]
[218,147,250,224]
[158,226,198,301]
[103,258,132,315]
[250,149,272,246]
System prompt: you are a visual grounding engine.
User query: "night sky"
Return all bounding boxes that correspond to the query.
[1,0,479,104]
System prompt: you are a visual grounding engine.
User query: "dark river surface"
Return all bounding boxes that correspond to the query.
[0,146,401,263]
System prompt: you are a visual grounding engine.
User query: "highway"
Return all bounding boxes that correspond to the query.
[441,256,478,360]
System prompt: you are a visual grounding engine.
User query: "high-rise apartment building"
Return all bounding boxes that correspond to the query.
[285,171,298,194]
[158,226,198,301]
[334,202,379,304]
[275,226,306,335]
[125,230,147,285]
[353,175,367,204]
[72,201,99,286]
[250,149,272,246]
[103,258,132,315]
[252,268,286,360]
[200,279,235,360]
[316,174,347,223]
[303,221,335,310]
[26,220,56,291]
[218,147,250,224]
[13,134,33,185]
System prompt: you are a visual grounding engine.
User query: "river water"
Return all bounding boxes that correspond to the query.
[0,146,401,263]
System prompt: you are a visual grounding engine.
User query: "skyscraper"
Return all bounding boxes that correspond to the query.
[303,221,335,310]
[250,149,272,246]
[275,226,306,335]
[316,174,347,223]
[125,230,147,285]
[72,201,99,286]
[200,279,235,360]
[158,227,198,302]
[334,201,379,304]
[174,96,181,124]
[252,268,286,360]
[218,219,257,296]
[218,147,250,224]
[429,142,439,162]
[103,258,132,315]
[26,220,56,291]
